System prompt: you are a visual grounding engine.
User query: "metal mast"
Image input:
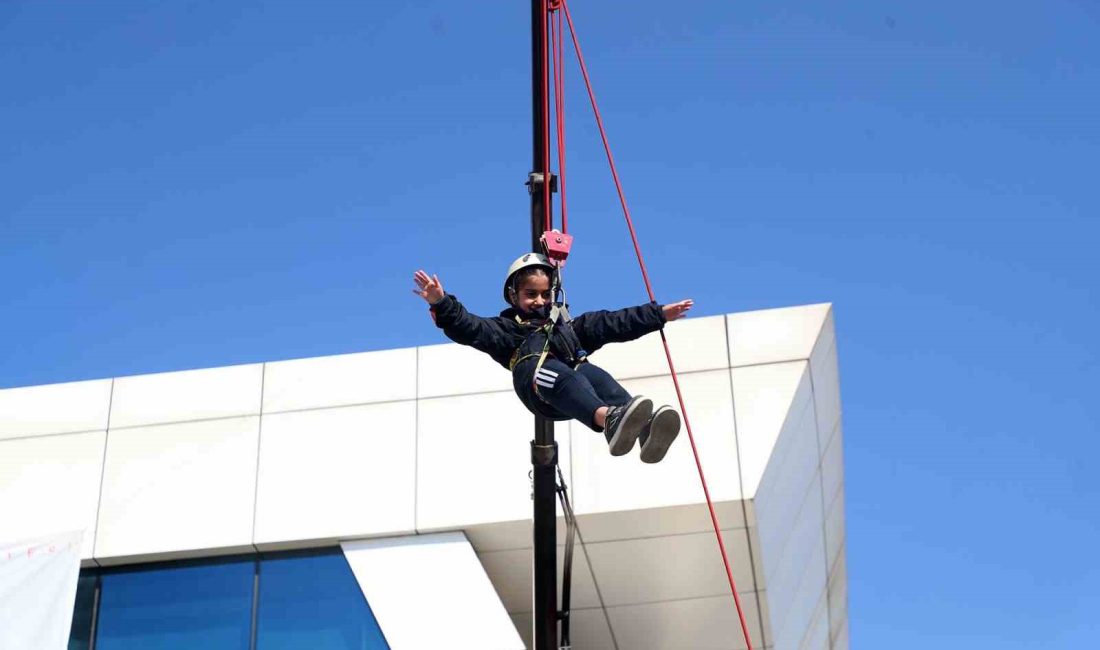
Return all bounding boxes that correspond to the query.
[528,0,558,648]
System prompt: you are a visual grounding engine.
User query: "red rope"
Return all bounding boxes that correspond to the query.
[553,8,568,233]
[558,2,755,648]
[540,0,552,233]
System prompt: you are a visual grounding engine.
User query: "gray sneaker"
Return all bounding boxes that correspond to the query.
[638,406,681,464]
[604,396,653,456]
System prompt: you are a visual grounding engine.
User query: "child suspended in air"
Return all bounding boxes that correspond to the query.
[413,253,693,463]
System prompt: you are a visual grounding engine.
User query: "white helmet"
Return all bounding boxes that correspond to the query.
[502,252,555,304]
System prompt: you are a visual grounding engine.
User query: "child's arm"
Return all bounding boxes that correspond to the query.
[413,269,511,355]
[572,299,694,353]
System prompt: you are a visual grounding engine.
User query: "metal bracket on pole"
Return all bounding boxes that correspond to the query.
[526,171,559,194]
[531,441,559,466]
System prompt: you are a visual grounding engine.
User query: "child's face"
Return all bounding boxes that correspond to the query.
[514,274,552,314]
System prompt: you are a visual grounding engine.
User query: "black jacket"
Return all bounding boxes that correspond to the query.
[429,294,667,370]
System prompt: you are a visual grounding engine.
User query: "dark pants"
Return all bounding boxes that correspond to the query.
[513,358,632,431]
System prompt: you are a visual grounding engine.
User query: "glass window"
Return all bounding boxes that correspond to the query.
[256,549,388,650]
[94,556,254,650]
[68,571,98,650]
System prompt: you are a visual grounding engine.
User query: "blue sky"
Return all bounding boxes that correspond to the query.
[2,1,1097,646]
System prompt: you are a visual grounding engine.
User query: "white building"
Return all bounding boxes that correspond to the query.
[0,303,847,650]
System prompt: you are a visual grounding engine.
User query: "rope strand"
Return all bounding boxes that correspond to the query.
[540,0,552,233]
[557,2,755,648]
[553,8,568,233]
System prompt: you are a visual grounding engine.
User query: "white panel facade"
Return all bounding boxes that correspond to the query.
[417,342,511,398]
[477,545,601,613]
[809,310,842,450]
[727,303,831,368]
[570,370,741,515]
[764,486,828,650]
[262,348,416,413]
[593,313,730,380]
[811,310,847,650]
[417,390,571,531]
[462,518,563,553]
[820,450,842,543]
[834,620,850,650]
[94,416,260,563]
[828,548,849,647]
[606,594,764,650]
[0,432,105,560]
[569,500,750,544]
[752,372,818,566]
[757,589,774,647]
[0,379,111,440]
[253,401,417,546]
[582,528,755,606]
[820,424,844,513]
[0,304,847,649]
[509,612,534,648]
[108,364,263,429]
[561,608,616,649]
[783,559,829,650]
[824,489,846,575]
[732,361,811,498]
[799,595,830,650]
[749,344,837,650]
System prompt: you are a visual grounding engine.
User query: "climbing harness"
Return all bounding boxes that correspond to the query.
[535,2,756,648]
[505,253,584,404]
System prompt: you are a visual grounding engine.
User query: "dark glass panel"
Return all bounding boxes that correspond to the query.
[256,549,388,650]
[95,556,253,650]
[67,571,97,650]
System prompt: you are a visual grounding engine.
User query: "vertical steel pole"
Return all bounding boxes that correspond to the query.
[530,1,558,648]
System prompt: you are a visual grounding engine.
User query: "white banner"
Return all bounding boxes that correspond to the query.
[0,530,84,650]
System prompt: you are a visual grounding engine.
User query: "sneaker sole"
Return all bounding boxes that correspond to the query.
[608,398,653,456]
[640,408,681,464]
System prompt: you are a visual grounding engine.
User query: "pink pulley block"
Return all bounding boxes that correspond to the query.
[541,229,573,267]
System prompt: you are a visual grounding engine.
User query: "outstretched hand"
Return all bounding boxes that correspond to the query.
[413,270,445,305]
[663,299,694,321]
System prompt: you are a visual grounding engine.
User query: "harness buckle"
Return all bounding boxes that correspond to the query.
[548,303,571,324]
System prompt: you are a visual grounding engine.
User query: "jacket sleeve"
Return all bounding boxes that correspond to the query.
[429,294,512,357]
[571,302,666,354]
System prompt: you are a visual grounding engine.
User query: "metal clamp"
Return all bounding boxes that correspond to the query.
[526,171,559,194]
[531,440,558,466]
